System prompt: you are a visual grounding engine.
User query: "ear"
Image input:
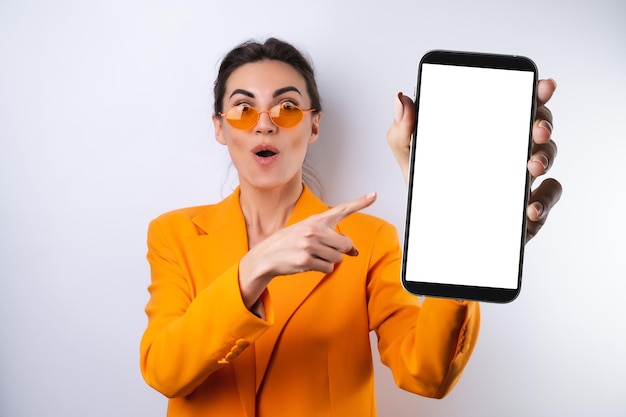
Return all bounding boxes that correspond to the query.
[308,112,322,144]
[212,114,227,145]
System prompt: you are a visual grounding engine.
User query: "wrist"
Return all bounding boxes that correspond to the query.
[238,253,272,311]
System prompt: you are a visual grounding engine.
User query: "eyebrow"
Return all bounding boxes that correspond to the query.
[228,86,303,99]
[273,86,302,97]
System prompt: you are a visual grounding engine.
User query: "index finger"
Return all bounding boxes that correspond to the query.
[320,192,378,226]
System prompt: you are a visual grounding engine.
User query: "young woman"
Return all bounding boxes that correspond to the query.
[140,38,561,416]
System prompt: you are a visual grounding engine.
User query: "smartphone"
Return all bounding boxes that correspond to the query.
[401,50,538,303]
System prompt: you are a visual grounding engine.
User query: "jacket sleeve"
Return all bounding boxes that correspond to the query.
[139,215,273,398]
[367,222,480,399]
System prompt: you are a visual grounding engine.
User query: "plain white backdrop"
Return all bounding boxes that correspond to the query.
[1,0,624,416]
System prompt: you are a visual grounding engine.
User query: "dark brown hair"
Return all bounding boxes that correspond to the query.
[213,38,322,115]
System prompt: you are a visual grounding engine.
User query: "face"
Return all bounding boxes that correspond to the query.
[213,60,321,191]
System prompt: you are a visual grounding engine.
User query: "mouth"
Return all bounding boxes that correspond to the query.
[252,144,279,159]
[256,150,276,158]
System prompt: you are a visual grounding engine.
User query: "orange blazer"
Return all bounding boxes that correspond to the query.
[140,186,480,416]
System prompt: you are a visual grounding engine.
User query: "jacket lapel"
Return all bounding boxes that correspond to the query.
[189,189,249,291]
[253,187,330,392]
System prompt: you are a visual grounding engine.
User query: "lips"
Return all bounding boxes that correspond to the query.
[251,144,279,165]
[252,144,278,156]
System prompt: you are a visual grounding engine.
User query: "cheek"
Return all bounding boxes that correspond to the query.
[287,133,312,160]
[293,123,316,149]
[221,132,249,160]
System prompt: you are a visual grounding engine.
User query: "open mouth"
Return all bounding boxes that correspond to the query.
[256,150,276,158]
[252,144,279,162]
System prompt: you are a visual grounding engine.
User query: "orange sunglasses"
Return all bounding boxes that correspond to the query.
[219,103,316,130]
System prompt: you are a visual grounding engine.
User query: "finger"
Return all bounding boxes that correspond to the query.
[395,93,415,126]
[525,178,563,241]
[306,256,337,275]
[320,192,378,226]
[527,178,562,220]
[388,93,415,147]
[314,237,354,262]
[536,78,557,107]
[345,246,359,257]
[289,240,342,274]
[308,228,358,259]
[528,139,558,179]
[532,105,554,145]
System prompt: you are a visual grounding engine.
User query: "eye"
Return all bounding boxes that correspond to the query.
[280,98,300,107]
[279,102,299,112]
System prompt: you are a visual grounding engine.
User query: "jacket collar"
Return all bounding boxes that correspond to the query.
[191,184,330,236]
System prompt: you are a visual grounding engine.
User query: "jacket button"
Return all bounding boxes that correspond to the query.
[236,339,250,348]
[225,352,237,361]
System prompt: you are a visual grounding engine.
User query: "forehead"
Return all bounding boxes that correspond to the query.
[225,60,308,98]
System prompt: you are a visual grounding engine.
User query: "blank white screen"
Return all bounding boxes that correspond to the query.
[405,63,535,289]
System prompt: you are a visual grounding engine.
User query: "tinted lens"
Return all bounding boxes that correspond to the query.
[224,104,307,129]
[270,103,303,128]
[225,106,258,129]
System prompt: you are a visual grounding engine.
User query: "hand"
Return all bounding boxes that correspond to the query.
[386,80,562,243]
[525,78,562,242]
[238,192,377,312]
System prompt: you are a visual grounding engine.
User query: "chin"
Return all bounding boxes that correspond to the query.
[241,173,302,191]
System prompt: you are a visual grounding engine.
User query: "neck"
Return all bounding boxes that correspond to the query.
[239,178,304,247]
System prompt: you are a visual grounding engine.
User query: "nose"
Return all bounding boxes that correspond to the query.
[255,110,276,134]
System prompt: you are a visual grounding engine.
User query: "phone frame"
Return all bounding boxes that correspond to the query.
[401,50,538,303]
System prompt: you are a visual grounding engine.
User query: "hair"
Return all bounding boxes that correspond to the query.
[213,37,322,115]
[213,38,323,197]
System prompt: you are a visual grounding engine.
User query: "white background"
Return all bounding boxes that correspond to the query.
[1,0,624,416]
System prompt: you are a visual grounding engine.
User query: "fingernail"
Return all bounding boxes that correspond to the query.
[528,201,544,219]
[534,153,549,170]
[347,247,359,256]
[366,191,377,200]
[539,119,552,135]
[394,92,403,122]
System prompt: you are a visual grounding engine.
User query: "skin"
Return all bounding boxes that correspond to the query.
[214,61,562,317]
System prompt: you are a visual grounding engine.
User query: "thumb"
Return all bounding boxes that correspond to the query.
[387,93,415,148]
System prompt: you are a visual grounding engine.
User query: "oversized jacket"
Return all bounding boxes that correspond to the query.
[140,185,480,416]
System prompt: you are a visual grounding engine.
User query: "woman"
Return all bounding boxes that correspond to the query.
[140,38,561,416]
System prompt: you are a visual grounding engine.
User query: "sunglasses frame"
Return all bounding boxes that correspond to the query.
[219,103,317,130]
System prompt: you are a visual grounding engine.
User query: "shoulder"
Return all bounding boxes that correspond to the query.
[147,205,216,241]
[149,189,241,235]
[151,205,213,224]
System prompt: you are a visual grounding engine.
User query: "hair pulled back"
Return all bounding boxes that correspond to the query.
[213,38,322,115]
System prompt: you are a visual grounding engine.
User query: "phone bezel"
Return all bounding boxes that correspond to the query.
[401,50,538,303]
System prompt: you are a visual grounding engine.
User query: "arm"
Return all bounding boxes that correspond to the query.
[139,216,272,398]
[367,223,480,398]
